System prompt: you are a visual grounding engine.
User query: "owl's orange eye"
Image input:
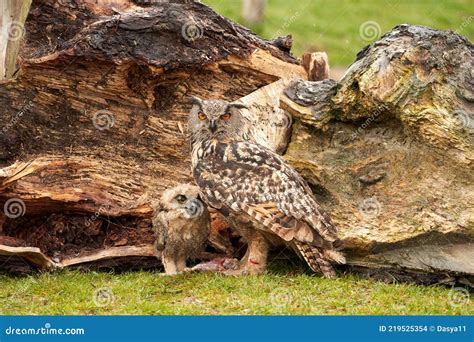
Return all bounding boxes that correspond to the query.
[220,113,232,121]
[198,112,207,121]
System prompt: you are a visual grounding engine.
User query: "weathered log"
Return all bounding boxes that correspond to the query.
[282,25,473,282]
[0,0,304,270]
[0,0,472,284]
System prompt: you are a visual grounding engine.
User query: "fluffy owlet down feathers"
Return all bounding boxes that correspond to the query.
[188,97,345,277]
[152,184,210,275]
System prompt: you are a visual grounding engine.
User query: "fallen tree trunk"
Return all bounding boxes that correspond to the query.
[0,1,472,284]
[0,0,305,273]
[281,24,473,284]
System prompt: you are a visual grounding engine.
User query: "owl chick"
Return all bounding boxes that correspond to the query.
[152,184,210,275]
[188,97,345,277]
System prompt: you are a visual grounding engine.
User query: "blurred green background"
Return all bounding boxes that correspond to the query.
[203,0,473,68]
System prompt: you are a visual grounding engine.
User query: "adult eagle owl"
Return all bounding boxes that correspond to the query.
[188,97,345,277]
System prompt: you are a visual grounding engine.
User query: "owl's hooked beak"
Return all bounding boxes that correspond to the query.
[184,199,204,218]
[209,120,218,133]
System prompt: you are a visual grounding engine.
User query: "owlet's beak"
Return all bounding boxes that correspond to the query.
[184,199,204,218]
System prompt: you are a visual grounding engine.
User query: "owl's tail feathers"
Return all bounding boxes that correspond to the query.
[295,241,336,278]
[294,241,338,278]
[323,249,346,264]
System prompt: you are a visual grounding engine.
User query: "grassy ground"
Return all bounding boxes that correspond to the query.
[1,262,472,315]
[1,1,472,317]
[203,0,474,67]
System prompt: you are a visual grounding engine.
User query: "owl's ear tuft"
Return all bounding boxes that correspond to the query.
[189,96,203,106]
[228,102,249,110]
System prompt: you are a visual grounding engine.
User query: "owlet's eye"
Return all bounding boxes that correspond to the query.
[175,194,186,203]
[198,112,207,121]
[220,113,232,121]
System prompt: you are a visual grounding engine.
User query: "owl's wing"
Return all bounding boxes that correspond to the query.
[194,141,340,246]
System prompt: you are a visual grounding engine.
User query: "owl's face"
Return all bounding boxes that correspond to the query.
[187,97,248,143]
[161,184,205,219]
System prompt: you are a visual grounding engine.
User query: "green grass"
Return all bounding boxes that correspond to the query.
[1,1,471,317]
[1,265,472,315]
[203,0,473,67]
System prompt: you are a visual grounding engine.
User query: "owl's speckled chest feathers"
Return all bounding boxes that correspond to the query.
[192,138,284,214]
[191,137,340,243]
[191,139,302,248]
